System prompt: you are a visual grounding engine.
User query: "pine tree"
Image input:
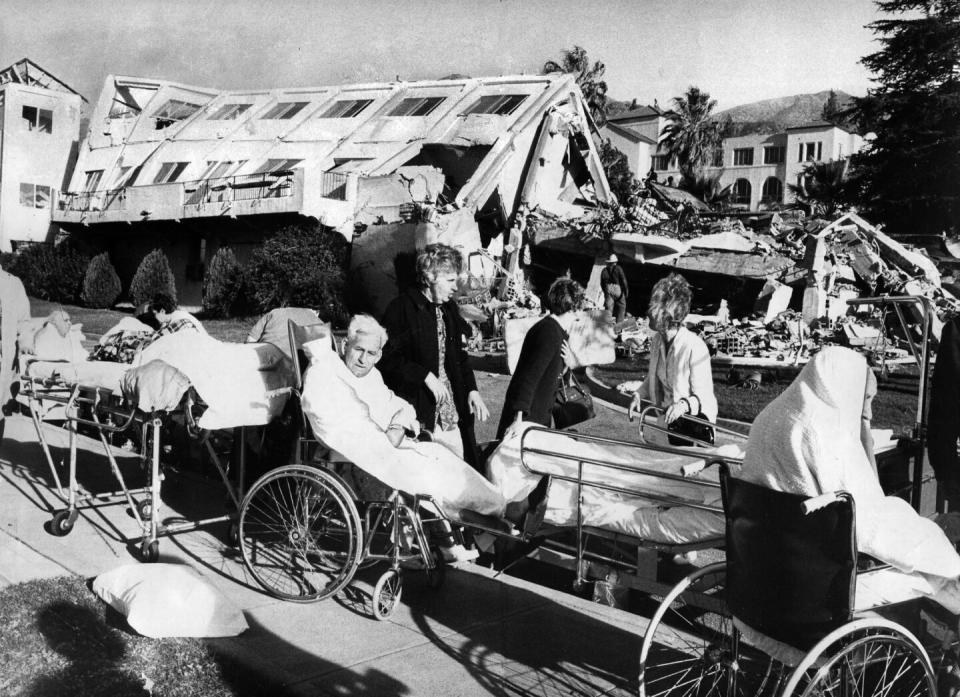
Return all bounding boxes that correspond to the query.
[81,252,122,309]
[130,248,177,307]
[848,0,960,236]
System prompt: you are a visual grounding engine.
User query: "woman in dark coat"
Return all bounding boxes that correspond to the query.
[496,277,586,439]
[379,244,489,471]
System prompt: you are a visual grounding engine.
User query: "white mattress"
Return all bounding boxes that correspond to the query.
[488,425,741,545]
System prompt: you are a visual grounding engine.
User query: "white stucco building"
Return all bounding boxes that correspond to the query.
[0,59,84,252]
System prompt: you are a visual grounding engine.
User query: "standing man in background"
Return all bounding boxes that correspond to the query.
[600,253,629,324]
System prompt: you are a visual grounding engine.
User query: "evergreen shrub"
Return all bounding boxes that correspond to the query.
[130,248,177,307]
[202,247,244,318]
[245,223,349,326]
[81,252,122,309]
[8,243,88,303]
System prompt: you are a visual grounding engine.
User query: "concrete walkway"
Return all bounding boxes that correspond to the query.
[0,412,648,696]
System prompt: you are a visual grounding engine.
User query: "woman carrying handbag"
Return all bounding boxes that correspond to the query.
[496,277,588,439]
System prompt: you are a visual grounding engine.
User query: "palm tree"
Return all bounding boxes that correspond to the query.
[681,171,732,210]
[788,159,849,218]
[659,87,725,184]
[543,45,608,126]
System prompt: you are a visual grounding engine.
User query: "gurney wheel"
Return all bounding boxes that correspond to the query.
[425,550,445,590]
[140,540,159,563]
[136,498,153,521]
[372,569,402,620]
[225,520,240,548]
[50,510,75,537]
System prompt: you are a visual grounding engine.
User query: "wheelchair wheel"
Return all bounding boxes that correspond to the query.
[639,562,775,697]
[780,617,936,696]
[372,568,402,621]
[239,465,362,602]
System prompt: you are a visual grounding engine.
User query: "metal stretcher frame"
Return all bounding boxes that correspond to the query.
[20,363,248,561]
[514,425,742,597]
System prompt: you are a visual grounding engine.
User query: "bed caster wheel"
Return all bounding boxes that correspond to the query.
[50,510,76,537]
[136,498,153,521]
[425,550,446,590]
[140,540,159,563]
[372,569,403,621]
[226,520,240,548]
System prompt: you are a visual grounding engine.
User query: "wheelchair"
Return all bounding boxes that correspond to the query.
[236,320,451,619]
[638,466,944,696]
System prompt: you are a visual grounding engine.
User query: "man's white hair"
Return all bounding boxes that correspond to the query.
[346,314,388,348]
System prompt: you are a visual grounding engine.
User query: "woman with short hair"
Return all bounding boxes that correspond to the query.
[496,277,586,439]
[379,243,489,471]
[628,273,717,445]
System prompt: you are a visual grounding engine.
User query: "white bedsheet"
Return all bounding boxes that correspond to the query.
[24,359,129,393]
[487,424,744,544]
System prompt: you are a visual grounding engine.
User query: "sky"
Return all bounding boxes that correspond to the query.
[2,0,884,113]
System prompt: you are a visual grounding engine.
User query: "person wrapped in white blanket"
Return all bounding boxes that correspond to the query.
[300,314,508,563]
[739,345,960,615]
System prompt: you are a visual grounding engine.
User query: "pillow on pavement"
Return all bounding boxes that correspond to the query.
[92,563,248,638]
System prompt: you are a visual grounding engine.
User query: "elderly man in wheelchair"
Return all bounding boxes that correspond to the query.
[639,347,960,696]
[237,314,510,618]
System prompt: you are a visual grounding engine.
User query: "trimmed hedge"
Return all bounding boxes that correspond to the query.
[202,247,243,318]
[130,249,177,307]
[8,243,89,304]
[81,252,122,309]
[245,223,349,325]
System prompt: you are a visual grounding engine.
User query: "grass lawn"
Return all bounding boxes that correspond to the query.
[0,576,255,697]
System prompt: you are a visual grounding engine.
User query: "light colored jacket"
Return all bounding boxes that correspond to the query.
[635,326,717,421]
[0,270,30,405]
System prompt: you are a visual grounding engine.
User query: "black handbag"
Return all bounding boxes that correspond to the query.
[667,412,716,446]
[552,370,595,429]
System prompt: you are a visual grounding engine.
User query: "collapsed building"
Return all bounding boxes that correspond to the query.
[52,72,612,310]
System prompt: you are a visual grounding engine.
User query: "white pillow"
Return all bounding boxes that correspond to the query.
[92,563,248,638]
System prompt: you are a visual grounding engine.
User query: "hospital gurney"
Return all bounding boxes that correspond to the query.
[19,337,293,562]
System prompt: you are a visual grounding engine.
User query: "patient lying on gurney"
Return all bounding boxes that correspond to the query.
[300,314,509,560]
[738,346,960,613]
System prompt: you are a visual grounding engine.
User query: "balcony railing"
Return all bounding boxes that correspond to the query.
[318,171,349,201]
[183,171,296,206]
[57,188,127,213]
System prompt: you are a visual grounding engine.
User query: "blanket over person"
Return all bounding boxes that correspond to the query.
[135,332,293,429]
[299,337,506,518]
[740,345,960,612]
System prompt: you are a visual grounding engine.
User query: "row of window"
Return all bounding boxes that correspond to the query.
[81,156,313,191]
[652,143,822,171]
[731,177,784,205]
[146,93,530,128]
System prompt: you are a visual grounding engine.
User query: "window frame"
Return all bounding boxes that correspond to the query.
[319,99,374,118]
[153,161,191,184]
[19,182,51,209]
[732,178,752,206]
[259,102,309,120]
[151,99,202,125]
[733,148,754,166]
[652,154,670,171]
[763,146,785,165]
[761,176,783,204]
[22,105,53,133]
[252,158,304,175]
[462,94,528,116]
[207,103,252,120]
[83,170,104,192]
[388,96,446,117]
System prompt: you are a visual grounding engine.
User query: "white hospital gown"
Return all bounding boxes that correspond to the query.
[300,339,506,518]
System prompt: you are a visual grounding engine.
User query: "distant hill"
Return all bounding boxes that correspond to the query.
[606,90,859,135]
[715,90,858,135]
